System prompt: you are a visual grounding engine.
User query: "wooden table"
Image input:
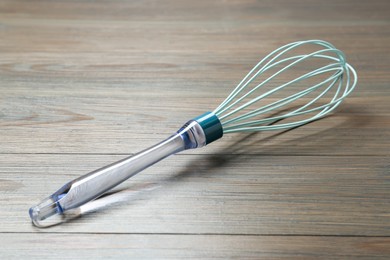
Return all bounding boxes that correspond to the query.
[1,0,389,258]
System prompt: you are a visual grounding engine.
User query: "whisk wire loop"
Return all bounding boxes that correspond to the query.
[213,40,357,133]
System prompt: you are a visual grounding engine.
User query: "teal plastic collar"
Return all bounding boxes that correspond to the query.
[193,112,223,145]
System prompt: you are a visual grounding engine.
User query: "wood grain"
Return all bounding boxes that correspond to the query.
[1,234,389,259]
[1,154,389,235]
[0,0,389,258]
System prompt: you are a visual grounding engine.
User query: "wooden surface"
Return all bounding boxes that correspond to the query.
[0,0,389,259]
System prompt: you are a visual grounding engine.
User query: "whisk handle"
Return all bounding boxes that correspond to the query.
[29,112,223,227]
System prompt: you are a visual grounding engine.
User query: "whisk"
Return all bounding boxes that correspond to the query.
[29,40,357,227]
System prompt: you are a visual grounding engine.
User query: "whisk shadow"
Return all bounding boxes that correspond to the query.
[166,103,371,181]
[44,104,371,228]
[168,125,303,182]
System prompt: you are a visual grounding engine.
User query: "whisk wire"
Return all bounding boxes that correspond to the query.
[220,62,343,123]
[213,40,357,133]
[216,48,346,118]
[214,40,343,114]
[222,69,342,127]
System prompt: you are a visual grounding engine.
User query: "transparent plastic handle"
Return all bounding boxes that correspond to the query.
[29,120,208,227]
[59,133,185,209]
[29,112,223,227]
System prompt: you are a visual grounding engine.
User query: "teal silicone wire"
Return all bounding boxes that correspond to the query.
[221,68,342,127]
[213,40,357,134]
[216,49,340,117]
[217,48,346,119]
[220,61,342,122]
[214,40,340,113]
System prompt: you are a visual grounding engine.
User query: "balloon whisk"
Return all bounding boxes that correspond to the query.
[29,40,357,227]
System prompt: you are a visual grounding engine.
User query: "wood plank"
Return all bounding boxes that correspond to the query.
[0,1,389,156]
[0,233,389,259]
[1,154,388,235]
[0,89,388,155]
[0,0,389,258]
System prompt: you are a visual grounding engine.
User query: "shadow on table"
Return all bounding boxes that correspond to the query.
[35,104,374,228]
